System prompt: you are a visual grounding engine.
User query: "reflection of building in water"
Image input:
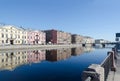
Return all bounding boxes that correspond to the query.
[27,50,46,63]
[83,47,94,53]
[46,48,71,62]
[0,51,27,71]
[71,47,84,56]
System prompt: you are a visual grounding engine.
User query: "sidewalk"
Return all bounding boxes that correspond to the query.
[106,53,120,81]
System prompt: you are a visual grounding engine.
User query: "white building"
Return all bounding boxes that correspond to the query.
[83,36,95,44]
[0,25,27,45]
[95,39,110,44]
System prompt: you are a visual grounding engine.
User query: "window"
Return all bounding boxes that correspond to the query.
[2,29,4,31]
[2,59,4,62]
[10,34,13,38]
[2,33,4,38]
[6,34,8,38]
[18,57,20,60]
[6,58,8,62]
[18,35,20,38]
[15,35,17,38]
[18,41,20,43]
[6,53,8,56]
[2,40,4,43]
[6,40,8,43]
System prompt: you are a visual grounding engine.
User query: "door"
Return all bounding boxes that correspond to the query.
[10,40,14,45]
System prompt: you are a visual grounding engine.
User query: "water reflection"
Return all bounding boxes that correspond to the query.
[72,47,84,56]
[83,47,94,53]
[0,47,94,71]
[46,48,71,61]
[27,50,46,64]
[0,47,110,81]
[0,51,27,71]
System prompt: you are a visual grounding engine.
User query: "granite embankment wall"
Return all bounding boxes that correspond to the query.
[0,44,84,51]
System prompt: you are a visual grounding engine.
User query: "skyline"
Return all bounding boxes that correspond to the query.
[0,0,120,41]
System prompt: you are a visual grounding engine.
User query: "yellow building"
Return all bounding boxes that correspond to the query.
[0,25,27,45]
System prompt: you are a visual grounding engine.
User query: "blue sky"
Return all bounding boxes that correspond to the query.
[0,0,120,41]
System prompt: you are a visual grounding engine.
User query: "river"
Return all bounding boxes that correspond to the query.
[0,47,112,81]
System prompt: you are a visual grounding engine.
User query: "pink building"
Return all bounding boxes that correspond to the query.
[27,50,46,63]
[27,30,46,45]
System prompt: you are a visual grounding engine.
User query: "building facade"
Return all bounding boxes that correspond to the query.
[27,30,46,45]
[83,36,95,44]
[95,39,110,44]
[0,25,27,45]
[44,29,71,44]
[72,34,84,44]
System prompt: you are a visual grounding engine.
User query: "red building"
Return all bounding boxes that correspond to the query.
[44,29,71,44]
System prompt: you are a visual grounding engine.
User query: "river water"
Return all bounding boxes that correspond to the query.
[0,47,112,81]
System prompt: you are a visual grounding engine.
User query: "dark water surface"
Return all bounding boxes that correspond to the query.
[0,47,111,81]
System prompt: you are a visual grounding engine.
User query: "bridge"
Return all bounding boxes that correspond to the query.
[82,42,118,48]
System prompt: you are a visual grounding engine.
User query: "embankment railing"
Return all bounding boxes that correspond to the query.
[82,48,116,81]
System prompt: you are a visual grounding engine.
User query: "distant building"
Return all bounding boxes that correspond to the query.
[72,34,84,44]
[83,36,94,44]
[95,39,110,44]
[44,29,71,44]
[0,25,27,45]
[27,30,46,45]
[95,39,105,44]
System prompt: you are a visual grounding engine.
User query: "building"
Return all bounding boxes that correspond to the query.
[44,29,71,44]
[27,30,46,45]
[83,36,95,44]
[95,39,110,44]
[72,34,84,44]
[0,25,27,45]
